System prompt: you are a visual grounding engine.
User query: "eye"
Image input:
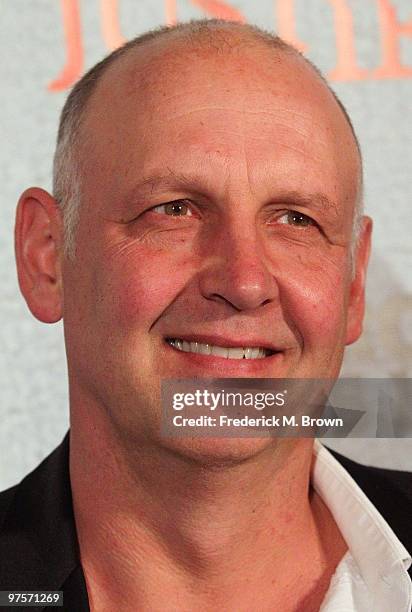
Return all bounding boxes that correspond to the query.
[278,211,315,227]
[151,200,194,216]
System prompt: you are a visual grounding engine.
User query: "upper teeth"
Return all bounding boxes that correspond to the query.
[167,339,271,359]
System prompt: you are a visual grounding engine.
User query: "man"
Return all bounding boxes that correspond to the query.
[1,18,411,611]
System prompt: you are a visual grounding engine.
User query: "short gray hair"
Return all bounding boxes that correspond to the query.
[52,18,363,264]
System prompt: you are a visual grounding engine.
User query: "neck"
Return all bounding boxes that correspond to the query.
[69,404,347,611]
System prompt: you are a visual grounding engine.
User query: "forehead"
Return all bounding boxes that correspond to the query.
[87,37,347,131]
[79,37,360,214]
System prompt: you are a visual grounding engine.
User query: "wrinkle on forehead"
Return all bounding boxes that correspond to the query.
[89,37,357,140]
[80,35,361,216]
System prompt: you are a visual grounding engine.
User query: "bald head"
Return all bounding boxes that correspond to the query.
[52,19,363,261]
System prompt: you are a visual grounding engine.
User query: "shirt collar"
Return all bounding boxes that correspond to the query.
[312,439,412,610]
[3,434,410,611]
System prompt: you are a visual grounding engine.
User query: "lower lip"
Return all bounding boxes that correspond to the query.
[164,340,284,375]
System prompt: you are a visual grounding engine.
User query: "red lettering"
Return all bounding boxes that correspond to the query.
[165,0,177,25]
[189,0,245,21]
[49,0,412,92]
[325,0,369,81]
[275,0,307,52]
[100,0,126,51]
[164,0,245,24]
[373,0,412,78]
[48,0,83,92]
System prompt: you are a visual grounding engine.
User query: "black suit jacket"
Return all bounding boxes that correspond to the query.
[0,433,411,611]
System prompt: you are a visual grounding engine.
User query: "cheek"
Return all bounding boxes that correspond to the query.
[93,242,196,329]
[278,257,349,347]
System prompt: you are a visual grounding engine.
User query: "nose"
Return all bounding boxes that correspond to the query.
[198,226,279,312]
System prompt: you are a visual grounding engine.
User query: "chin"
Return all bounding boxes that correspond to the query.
[158,435,277,468]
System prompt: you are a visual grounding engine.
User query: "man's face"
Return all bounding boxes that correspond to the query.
[61,41,369,454]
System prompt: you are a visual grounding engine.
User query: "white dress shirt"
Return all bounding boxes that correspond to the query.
[312,440,412,611]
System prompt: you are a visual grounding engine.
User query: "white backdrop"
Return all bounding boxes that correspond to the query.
[1,0,411,490]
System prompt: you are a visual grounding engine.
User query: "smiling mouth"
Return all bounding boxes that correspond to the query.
[166,338,275,360]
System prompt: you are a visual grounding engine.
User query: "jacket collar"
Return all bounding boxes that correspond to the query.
[1,433,410,610]
[0,432,89,610]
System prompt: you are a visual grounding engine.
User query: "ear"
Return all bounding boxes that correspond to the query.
[345,216,372,345]
[14,187,64,323]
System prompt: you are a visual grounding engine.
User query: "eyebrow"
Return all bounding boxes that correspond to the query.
[123,171,205,200]
[118,173,339,217]
[267,190,340,216]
